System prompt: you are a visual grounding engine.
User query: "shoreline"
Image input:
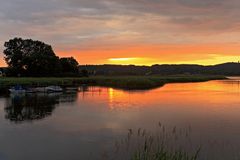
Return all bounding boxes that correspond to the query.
[0,75,227,93]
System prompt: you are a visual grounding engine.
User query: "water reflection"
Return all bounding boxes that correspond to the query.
[5,93,77,123]
[1,79,240,160]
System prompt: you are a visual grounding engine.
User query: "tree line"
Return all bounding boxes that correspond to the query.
[3,38,84,77]
[80,63,240,76]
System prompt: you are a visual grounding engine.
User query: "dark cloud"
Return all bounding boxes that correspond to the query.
[1,0,238,25]
[1,0,240,65]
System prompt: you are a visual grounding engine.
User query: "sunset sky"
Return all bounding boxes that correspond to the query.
[1,0,240,66]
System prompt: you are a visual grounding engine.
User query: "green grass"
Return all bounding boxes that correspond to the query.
[0,75,227,92]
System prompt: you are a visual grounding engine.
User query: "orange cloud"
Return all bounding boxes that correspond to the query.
[56,42,240,66]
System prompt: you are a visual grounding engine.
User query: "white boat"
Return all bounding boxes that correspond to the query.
[35,87,48,93]
[45,86,63,92]
[25,88,37,93]
[9,86,26,94]
[9,86,37,94]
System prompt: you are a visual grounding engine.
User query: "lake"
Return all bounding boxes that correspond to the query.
[0,78,240,160]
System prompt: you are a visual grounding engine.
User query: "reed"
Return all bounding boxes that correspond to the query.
[105,123,201,160]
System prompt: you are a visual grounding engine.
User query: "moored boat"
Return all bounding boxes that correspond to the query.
[9,86,64,94]
[25,88,37,93]
[35,87,48,93]
[9,85,26,94]
[45,86,63,92]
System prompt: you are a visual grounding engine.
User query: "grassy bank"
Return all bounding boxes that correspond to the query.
[0,75,227,92]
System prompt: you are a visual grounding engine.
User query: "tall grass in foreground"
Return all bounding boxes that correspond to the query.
[104,124,200,160]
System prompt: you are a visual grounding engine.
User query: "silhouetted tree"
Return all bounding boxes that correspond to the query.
[3,38,60,76]
[59,57,79,74]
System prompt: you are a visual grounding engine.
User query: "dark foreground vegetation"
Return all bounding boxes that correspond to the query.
[0,75,226,92]
[104,124,200,160]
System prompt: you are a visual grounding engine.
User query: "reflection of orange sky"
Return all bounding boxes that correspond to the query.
[77,80,240,111]
[55,43,240,66]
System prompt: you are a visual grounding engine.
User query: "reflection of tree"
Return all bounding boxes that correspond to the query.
[4,93,77,123]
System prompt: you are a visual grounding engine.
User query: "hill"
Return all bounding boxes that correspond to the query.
[79,62,240,76]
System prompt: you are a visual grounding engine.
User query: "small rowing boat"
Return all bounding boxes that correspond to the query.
[45,86,63,92]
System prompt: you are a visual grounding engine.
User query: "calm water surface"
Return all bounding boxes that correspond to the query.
[1,78,240,160]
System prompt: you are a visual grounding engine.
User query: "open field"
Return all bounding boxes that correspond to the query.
[0,75,227,92]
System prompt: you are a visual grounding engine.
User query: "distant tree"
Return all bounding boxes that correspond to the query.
[3,38,60,76]
[59,57,79,74]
